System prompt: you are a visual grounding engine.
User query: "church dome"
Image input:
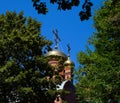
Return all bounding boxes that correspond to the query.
[45,49,67,59]
[64,57,75,66]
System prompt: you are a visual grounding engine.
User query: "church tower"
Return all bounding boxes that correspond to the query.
[64,44,75,81]
[45,30,77,103]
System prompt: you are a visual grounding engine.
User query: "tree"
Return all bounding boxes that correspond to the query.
[31,0,93,21]
[75,0,120,102]
[0,11,60,103]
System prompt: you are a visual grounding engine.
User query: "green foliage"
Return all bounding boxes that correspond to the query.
[75,0,120,102]
[0,11,60,103]
[31,0,93,21]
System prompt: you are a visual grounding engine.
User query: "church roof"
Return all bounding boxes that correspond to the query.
[57,80,69,90]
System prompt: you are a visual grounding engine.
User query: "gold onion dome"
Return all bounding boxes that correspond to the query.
[64,57,75,66]
[45,49,67,59]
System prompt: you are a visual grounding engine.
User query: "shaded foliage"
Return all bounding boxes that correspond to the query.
[0,11,62,103]
[31,0,93,21]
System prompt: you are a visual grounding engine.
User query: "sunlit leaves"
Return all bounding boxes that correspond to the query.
[76,0,120,102]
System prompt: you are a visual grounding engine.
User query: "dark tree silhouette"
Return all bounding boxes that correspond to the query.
[31,0,93,21]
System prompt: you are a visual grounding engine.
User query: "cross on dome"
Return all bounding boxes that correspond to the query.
[67,43,71,57]
[52,29,61,49]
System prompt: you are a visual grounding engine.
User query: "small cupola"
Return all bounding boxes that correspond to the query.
[64,56,74,66]
[64,44,74,66]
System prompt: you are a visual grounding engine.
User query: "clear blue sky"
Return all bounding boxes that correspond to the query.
[0,0,104,69]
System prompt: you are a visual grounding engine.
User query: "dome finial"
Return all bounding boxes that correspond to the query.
[64,44,75,66]
[52,29,61,49]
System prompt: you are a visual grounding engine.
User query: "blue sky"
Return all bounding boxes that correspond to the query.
[0,0,104,69]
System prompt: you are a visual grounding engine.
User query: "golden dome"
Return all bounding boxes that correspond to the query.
[45,49,67,58]
[64,57,75,66]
